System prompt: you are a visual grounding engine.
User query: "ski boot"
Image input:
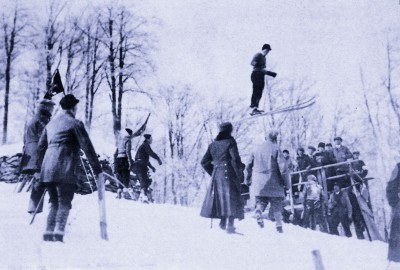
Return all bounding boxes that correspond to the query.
[226,217,236,234]
[43,233,54,242]
[250,108,264,116]
[276,226,283,233]
[219,218,226,230]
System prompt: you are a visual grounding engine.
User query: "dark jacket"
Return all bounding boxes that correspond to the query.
[296,154,312,171]
[251,52,266,71]
[37,111,102,184]
[328,190,352,217]
[20,113,49,174]
[200,133,244,219]
[135,141,161,168]
[313,150,333,167]
[387,163,400,262]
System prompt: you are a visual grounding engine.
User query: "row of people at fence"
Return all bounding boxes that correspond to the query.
[282,137,368,177]
[298,174,369,239]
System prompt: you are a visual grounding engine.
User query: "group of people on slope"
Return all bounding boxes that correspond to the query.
[20,94,162,242]
[113,128,162,202]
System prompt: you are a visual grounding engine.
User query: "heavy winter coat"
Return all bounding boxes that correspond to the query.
[20,114,49,174]
[246,140,289,198]
[387,163,400,262]
[200,134,245,220]
[333,145,353,163]
[37,111,102,184]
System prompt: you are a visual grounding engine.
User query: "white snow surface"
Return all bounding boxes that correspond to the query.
[0,183,394,270]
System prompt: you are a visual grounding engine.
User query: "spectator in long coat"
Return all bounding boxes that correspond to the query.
[200,122,245,234]
[21,99,55,214]
[333,137,353,187]
[386,163,400,263]
[37,94,103,242]
[245,130,289,233]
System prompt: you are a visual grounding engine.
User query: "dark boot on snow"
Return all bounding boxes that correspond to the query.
[255,210,264,228]
[219,218,226,230]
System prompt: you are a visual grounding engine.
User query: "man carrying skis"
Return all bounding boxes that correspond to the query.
[37,94,103,242]
[250,43,277,116]
[134,134,162,203]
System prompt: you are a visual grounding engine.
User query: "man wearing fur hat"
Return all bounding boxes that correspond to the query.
[245,130,289,233]
[37,94,103,242]
[114,128,135,199]
[249,43,277,116]
[134,134,162,203]
[21,98,55,214]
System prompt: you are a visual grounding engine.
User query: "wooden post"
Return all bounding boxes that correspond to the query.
[312,250,325,270]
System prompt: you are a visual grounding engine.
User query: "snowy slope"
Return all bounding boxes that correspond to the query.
[0,182,393,270]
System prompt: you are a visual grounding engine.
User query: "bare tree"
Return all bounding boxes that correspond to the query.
[0,5,28,144]
[99,5,153,140]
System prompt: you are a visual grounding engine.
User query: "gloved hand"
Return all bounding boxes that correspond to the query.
[266,71,277,78]
[151,167,156,173]
[158,159,162,166]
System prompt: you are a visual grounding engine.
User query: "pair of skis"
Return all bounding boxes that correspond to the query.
[239,96,317,122]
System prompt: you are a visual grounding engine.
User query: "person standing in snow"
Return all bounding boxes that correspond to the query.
[327,182,352,237]
[249,43,277,115]
[302,175,327,232]
[114,128,134,199]
[21,98,55,215]
[37,94,103,242]
[245,130,289,233]
[134,134,162,203]
[386,162,400,263]
[200,122,245,234]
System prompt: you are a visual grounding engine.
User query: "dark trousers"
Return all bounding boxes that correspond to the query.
[250,71,265,108]
[302,200,327,232]
[115,157,130,188]
[328,210,352,237]
[136,165,152,195]
[28,177,46,214]
[44,183,76,235]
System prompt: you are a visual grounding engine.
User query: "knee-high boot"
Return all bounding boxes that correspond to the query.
[54,205,70,242]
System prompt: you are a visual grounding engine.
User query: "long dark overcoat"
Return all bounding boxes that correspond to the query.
[387,163,400,262]
[200,136,244,220]
[20,114,48,174]
[37,111,102,184]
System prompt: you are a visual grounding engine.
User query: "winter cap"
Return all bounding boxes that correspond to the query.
[38,99,56,115]
[353,151,360,155]
[283,149,289,154]
[297,147,304,152]
[317,142,325,148]
[334,136,343,142]
[307,175,317,182]
[144,134,152,140]
[60,94,79,110]
[125,128,133,136]
[326,143,332,147]
[219,122,233,133]
[262,44,272,51]
[308,146,316,152]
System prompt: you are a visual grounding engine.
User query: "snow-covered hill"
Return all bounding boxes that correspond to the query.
[0,182,394,270]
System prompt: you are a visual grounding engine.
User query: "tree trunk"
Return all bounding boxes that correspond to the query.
[2,57,11,144]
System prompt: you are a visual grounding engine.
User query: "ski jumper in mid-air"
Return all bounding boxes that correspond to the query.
[250,43,277,116]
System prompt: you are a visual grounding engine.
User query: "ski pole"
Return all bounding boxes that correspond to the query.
[29,189,46,225]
